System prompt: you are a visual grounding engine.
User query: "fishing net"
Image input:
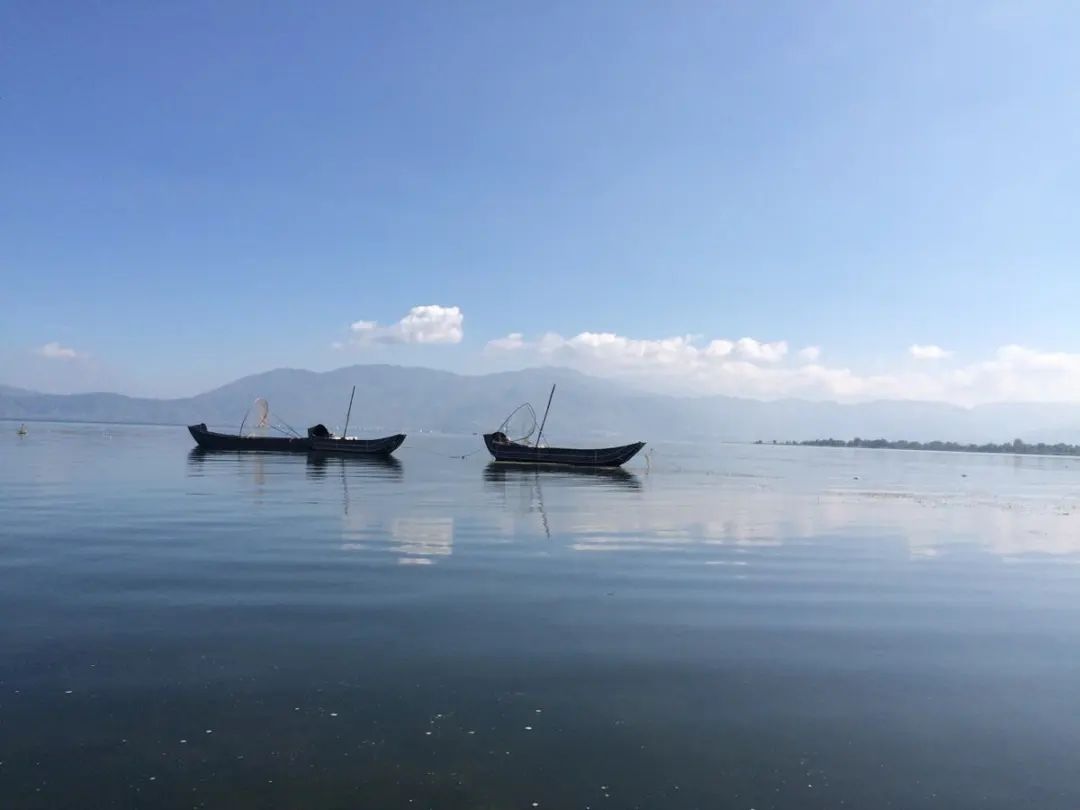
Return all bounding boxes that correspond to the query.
[497,402,538,445]
[240,398,300,437]
[251,398,270,430]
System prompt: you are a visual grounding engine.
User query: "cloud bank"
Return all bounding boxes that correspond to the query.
[485,330,1080,405]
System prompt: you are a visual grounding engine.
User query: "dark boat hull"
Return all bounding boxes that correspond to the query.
[309,434,406,456]
[483,433,645,468]
[188,423,310,452]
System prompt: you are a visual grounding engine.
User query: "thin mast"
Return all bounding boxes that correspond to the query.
[342,385,356,438]
[238,400,252,436]
[535,384,556,447]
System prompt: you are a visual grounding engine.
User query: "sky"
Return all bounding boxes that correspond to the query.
[2,1,1079,404]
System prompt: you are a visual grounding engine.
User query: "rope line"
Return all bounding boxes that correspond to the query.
[400,445,485,461]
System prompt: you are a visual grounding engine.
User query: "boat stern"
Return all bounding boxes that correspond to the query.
[483,431,509,458]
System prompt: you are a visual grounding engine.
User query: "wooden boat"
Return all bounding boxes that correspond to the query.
[482,384,645,468]
[187,423,310,452]
[188,398,311,452]
[187,423,406,456]
[483,431,644,467]
[187,392,405,457]
[303,389,406,456]
[305,424,406,457]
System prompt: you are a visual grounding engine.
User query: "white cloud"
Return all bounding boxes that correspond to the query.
[735,337,788,363]
[563,332,699,367]
[37,341,80,359]
[704,339,734,358]
[485,329,1080,405]
[909,344,953,360]
[486,330,796,391]
[937,344,1080,403]
[485,332,525,351]
[345,305,463,346]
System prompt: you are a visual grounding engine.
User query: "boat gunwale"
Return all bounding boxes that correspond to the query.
[482,432,645,468]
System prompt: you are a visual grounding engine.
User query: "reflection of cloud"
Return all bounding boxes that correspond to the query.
[392,517,454,561]
[341,514,454,565]
[483,464,1080,560]
[834,490,1080,559]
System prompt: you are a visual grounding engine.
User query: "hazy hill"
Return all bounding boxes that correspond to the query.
[0,385,37,397]
[3,364,1080,443]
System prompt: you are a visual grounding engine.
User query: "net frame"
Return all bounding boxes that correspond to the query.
[497,402,538,444]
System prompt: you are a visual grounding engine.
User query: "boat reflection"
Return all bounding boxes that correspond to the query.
[186,447,273,488]
[305,452,403,481]
[483,463,641,540]
[187,447,403,484]
[186,447,290,465]
[482,463,641,490]
[186,447,217,467]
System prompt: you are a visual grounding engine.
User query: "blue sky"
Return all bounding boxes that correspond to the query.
[3,2,1079,402]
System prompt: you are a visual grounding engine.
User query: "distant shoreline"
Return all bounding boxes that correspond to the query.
[773,438,1080,457]
[3,416,188,429]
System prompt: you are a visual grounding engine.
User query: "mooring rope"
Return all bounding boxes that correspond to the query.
[399,445,485,461]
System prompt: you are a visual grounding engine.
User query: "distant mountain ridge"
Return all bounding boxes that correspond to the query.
[3,364,1080,443]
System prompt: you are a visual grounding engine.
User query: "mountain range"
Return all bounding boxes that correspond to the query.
[3,364,1080,443]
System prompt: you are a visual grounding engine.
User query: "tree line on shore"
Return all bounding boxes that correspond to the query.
[769,437,1080,456]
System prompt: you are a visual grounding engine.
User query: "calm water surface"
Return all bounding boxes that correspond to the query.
[3,422,1080,808]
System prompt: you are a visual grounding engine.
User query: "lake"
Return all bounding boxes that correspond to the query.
[3,421,1080,809]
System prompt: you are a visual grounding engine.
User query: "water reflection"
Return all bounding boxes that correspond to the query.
[187,447,271,487]
[474,456,1080,561]
[187,448,403,483]
[185,444,1080,560]
[305,452,403,481]
[482,463,641,490]
[483,463,643,540]
[341,512,455,565]
[525,480,1080,559]
[13,428,1080,808]
[391,517,454,563]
